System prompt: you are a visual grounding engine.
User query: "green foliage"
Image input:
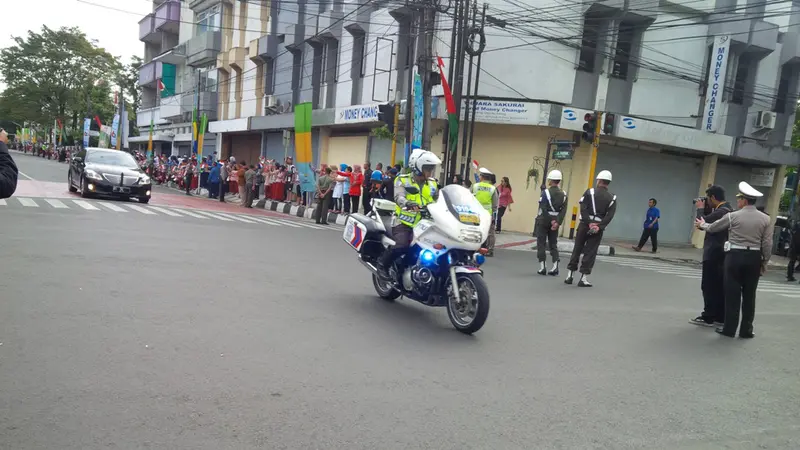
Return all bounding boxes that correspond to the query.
[0,26,132,139]
[370,125,396,141]
[781,190,792,213]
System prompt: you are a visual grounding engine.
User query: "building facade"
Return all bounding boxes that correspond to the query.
[198,0,800,245]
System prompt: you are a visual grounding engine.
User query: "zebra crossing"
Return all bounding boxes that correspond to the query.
[1,196,343,232]
[596,256,800,299]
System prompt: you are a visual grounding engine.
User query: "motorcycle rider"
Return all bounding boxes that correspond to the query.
[472,168,498,256]
[378,149,442,280]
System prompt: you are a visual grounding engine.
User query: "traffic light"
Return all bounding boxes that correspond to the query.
[378,103,395,134]
[582,112,597,142]
[603,113,615,135]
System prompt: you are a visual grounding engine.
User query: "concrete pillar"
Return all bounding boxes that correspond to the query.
[766,164,786,226]
[691,154,718,248]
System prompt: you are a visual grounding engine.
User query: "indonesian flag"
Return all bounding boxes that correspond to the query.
[436,56,458,156]
[157,79,165,93]
[93,115,103,129]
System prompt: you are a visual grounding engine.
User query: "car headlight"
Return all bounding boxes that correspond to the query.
[84,169,102,180]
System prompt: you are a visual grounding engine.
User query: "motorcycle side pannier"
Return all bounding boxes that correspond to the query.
[342,214,386,254]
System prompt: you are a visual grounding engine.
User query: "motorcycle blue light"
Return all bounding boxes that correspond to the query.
[474,253,486,266]
[420,249,436,265]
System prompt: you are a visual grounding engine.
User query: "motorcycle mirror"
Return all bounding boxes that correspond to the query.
[405,186,419,195]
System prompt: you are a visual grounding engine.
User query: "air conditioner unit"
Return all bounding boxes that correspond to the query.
[266,95,278,108]
[754,111,776,129]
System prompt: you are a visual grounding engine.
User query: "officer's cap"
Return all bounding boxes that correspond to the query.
[736,181,763,200]
[478,167,493,176]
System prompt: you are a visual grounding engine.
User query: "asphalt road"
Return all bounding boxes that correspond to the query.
[2,154,800,449]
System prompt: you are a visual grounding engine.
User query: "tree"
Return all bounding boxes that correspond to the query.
[0,26,120,138]
[119,55,143,136]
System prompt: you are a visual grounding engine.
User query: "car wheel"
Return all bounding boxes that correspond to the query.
[68,171,77,192]
[80,176,92,199]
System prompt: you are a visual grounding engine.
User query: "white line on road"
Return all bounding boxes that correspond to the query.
[778,293,800,298]
[147,206,183,217]
[247,216,279,226]
[17,198,39,207]
[270,219,303,228]
[193,211,234,221]
[126,204,157,215]
[0,199,6,206]
[72,200,99,210]
[276,218,326,229]
[17,171,34,180]
[171,209,207,219]
[98,202,128,212]
[214,212,258,223]
[44,199,68,208]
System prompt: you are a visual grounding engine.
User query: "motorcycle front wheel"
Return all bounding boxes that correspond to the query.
[372,273,401,301]
[447,273,490,335]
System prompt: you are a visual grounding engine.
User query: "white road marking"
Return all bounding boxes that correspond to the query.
[98,202,128,212]
[126,204,157,215]
[147,206,183,217]
[214,212,258,223]
[17,171,34,181]
[247,216,279,226]
[171,208,207,219]
[270,218,303,228]
[778,293,800,299]
[44,199,68,208]
[193,211,234,221]
[0,199,6,206]
[72,200,99,210]
[17,198,39,207]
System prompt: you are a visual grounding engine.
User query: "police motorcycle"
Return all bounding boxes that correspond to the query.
[342,183,492,334]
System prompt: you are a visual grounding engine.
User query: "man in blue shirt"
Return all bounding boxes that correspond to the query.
[633,198,660,253]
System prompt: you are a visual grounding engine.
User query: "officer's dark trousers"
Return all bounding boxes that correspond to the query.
[788,247,799,279]
[723,249,761,336]
[567,223,603,275]
[700,258,725,323]
[536,220,559,262]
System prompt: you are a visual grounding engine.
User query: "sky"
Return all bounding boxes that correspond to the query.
[1,0,152,66]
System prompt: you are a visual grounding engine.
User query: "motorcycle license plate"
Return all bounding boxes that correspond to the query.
[343,217,367,252]
[458,213,480,225]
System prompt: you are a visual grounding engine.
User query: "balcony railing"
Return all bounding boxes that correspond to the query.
[154,0,180,35]
[138,61,163,87]
[139,14,159,43]
[186,31,222,67]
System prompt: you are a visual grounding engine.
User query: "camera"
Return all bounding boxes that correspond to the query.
[693,196,707,204]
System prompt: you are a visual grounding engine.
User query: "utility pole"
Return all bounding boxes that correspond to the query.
[403,9,416,165]
[451,0,470,177]
[463,2,487,182]
[390,92,401,165]
[441,0,460,180]
[420,3,435,151]
[587,111,603,189]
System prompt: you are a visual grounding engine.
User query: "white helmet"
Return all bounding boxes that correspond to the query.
[478,167,493,176]
[596,170,612,182]
[547,169,563,181]
[409,149,442,177]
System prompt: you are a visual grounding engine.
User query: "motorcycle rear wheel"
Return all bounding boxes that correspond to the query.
[372,273,401,301]
[447,273,490,335]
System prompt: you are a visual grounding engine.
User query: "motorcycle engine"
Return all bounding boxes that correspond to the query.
[402,264,434,295]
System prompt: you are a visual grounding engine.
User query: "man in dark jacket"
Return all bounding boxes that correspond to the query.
[787,221,800,281]
[690,185,732,327]
[0,129,19,198]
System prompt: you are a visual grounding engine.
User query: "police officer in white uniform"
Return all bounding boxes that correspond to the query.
[697,181,773,339]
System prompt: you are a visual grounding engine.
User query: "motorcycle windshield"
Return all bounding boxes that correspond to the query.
[439,184,484,226]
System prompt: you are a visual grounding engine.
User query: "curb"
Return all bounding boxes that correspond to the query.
[527,240,616,256]
[256,199,348,225]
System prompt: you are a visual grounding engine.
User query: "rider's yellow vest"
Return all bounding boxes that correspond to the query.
[395,174,437,227]
[472,181,496,211]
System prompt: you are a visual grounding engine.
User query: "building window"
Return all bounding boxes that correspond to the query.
[731,56,751,105]
[320,43,329,84]
[264,58,276,95]
[578,15,600,73]
[196,5,221,35]
[611,22,635,79]
[353,34,366,78]
[773,64,792,114]
[199,66,218,92]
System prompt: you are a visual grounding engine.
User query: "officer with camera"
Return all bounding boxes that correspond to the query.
[689,185,732,327]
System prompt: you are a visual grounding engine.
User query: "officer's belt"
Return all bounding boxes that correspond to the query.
[587,215,603,222]
[729,244,760,251]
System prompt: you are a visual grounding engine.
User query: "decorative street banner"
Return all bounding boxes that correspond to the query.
[110,114,120,148]
[294,102,316,194]
[702,35,730,133]
[83,119,91,147]
[99,125,112,148]
[410,71,424,163]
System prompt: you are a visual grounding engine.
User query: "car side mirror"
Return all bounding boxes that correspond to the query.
[405,186,419,195]
[72,156,82,163]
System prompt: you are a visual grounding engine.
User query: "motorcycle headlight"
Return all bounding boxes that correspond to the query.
[84,169,102,180]
[459,229,483,243]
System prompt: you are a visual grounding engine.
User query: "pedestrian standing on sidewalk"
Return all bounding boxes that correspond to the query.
[184,160,194,196]
[787,221,800,281]
[633,198,660,253]
[565,170,617,287]
[315,167,334,225]
[244,165,256,208]
[332,170,345,212]
[536,170,566,275]
[496,177,514,233]
[218,160,228,202]
[362,162,372,213]
[689,185,732,327]
[207,162,220,199]
[0,129,18,199]
[382,168,397,200]
[696,182,772,339]
[349,165,364,214]
[236,161,247,203]
[340,164,351,214]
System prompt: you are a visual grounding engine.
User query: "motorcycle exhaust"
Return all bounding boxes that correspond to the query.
[359,259,378,274]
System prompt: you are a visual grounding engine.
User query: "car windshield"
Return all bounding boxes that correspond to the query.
[85,150,138,167]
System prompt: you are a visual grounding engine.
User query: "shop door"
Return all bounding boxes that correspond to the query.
[327,135,368,169]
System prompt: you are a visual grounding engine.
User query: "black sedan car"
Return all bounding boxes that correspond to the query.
[68,148,152,203]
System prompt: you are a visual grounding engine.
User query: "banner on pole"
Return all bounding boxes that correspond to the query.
[83,119,91,147]
[294,102,316,194]
[110,114,120,148]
